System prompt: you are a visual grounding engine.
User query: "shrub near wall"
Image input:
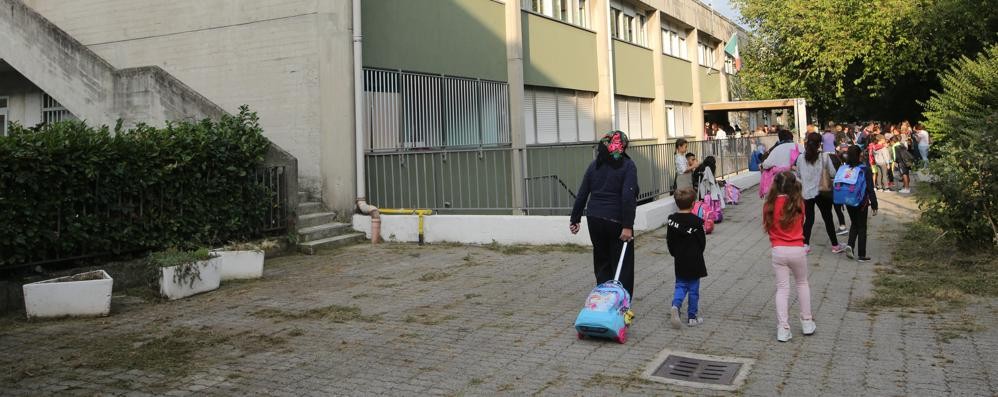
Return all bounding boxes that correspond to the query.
[0,106,271,267]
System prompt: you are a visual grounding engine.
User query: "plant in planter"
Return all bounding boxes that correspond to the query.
[149,248,221,300]
[213,239,277,281]
[22,270,114,319]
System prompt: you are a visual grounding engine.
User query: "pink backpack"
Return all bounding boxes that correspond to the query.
[703,194,724,223]
[759,144,800,198]
[724,183,741,205]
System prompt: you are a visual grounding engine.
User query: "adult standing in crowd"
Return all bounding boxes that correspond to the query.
[915,123,931,165]
[797,133,844,254]
[570,131,639,298]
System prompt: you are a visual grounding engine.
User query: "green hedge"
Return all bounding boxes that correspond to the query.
[921,44,998,248]
[0,106,272,267]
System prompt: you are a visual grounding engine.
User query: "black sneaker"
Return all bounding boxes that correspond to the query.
[857,257,871,262]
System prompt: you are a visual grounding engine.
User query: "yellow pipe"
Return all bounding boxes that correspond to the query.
[379,208,433,245]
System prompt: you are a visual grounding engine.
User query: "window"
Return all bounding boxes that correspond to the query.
[524,87,596,144]
[664,101,692,138]
[42,94,76,124]
[615,95,653,140]
[698,41,716,68]
[661,21,688,59]
[611,8,621,38]
[0,96,7,137]
[524,0,589,28]
[637,15,647,45]
[363,68,510,151]
[724,55,735,74]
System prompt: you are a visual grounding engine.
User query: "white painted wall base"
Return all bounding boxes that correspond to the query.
[159,258,221,300]
[214,250,264,281]
[353,172,761,246]
[22,270,113,319]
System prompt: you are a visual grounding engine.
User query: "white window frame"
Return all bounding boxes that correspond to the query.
[611,7,621,39]
[0,96,8,137]
[661,21,689,60]
[524,0,589,28]
[614,95,653,140]
[611,1,645,46]
[698,41,716,68]
[664,101,692,138]
[577,0,589,28]
[724,55,735,74]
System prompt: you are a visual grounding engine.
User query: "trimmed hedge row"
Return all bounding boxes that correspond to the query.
[0,106,272,267]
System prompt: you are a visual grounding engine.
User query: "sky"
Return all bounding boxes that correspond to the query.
[704,0,745,27]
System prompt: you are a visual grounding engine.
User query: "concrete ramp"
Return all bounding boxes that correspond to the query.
[0,0,225,127]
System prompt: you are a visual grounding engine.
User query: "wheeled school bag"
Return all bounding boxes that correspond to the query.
[833,164,867,207]
[574,241,632,344]
[723,182,741,205]
[691,201,716,234]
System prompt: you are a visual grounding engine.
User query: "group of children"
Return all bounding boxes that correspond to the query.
[665,131,884,342]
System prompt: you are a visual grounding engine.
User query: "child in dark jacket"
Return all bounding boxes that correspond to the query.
[667,188,708,328]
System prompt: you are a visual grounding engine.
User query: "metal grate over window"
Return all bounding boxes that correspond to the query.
[42,94,76,124]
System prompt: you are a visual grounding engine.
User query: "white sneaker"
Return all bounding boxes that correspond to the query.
[900,188,911,194]
[777,326,792,342]
[688,317,704,327]
[801,319,816,335]
[670,306,681,329]
[844,245,855,259]
[837,225,848,235]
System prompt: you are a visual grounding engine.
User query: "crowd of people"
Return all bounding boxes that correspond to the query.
[568,122,929,343]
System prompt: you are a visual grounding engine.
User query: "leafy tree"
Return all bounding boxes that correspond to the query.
[920,44,998,247]
[734,0,998,122]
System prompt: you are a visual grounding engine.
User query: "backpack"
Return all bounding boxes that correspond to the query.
[704,194,724,223]
[724,183,741,205]
[833,165,867,207]
[759,144,800,198]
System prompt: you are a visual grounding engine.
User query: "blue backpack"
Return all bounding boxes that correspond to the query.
[833,164,867,207]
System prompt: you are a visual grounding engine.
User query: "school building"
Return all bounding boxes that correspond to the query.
[1,0,751,228]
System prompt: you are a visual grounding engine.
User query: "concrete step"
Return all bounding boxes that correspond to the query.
[298,222,353,242]
[297,212,337,229]
[297,201,324,216]
[298,233,366,255]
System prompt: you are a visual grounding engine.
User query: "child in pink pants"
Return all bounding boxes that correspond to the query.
[762,171,816,342]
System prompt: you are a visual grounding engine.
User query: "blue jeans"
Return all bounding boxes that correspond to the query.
[672,277,701,319]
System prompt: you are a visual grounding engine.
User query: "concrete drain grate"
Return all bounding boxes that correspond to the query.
[642,350,754,391]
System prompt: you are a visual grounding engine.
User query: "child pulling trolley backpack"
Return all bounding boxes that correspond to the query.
[574,241,633,344]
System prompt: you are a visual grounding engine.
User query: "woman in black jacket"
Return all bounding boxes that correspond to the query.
[569,131,639,297]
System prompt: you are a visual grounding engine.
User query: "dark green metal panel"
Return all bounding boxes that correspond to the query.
[613,40,655,98]
[662,55,694,103]
[362,0,507,81]
[699,66,722,103]
[522,13,599,91]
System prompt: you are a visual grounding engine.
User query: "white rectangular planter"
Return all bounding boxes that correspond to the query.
[23,270,113,319]
[159,257,221,300]
[214,250,264,280]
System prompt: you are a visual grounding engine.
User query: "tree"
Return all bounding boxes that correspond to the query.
[919,44,998,247]
[734,0,998,122]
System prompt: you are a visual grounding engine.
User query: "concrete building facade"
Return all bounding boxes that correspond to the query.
[1,0,746,216]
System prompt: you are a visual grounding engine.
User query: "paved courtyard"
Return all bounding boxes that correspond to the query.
[1,188,995,396]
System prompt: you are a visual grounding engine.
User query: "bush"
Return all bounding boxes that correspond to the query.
[0,106,272,267]
[920,44,998,248]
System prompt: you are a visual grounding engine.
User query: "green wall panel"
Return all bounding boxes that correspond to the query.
[661,56,694,103]
[699,66,722,103]
[522,13,598,91]
[613,40,655,98]
[362,0,506,81]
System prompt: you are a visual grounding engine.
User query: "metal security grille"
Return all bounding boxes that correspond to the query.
[651,355,742,385]
[364,68,510,152]
[42,94,76,124]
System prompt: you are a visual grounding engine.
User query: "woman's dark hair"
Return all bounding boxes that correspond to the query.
[804,132,821,164]
[846,145,862,167]
[777,129,794,142]
[697,156,717,175]
[763,171,804,232]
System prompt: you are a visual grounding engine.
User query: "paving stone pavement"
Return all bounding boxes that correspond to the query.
[1,187,995,396]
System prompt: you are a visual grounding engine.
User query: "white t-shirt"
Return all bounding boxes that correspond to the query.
[715,130,728,140]
[916,130,929,145]
[675,153,688,174]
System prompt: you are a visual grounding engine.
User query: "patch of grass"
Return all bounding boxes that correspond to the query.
[464,293,482,300]
[935,314,984,343]
[287,328,305,337]
[861,220,997,310]
[418,271,451,282]
[469,378,484,386]
[352,293,371,299]
[404,313,458,325]
[498,383,515,392]
[375,282,401,288]
[251,304,381,323]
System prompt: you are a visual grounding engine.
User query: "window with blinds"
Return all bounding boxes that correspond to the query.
[524,86,596,145]
[664,101,692,138]
[615,96,653,140]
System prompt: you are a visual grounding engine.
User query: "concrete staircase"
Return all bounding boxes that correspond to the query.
[296,192,365,254]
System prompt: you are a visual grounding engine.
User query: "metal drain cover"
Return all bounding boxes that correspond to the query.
[642,350,754,391]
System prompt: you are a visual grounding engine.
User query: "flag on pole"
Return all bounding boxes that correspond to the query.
[724,34,741,71]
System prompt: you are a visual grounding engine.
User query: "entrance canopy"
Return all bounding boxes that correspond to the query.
[703,98,808,138]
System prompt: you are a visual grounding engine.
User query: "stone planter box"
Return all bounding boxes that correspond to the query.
[23,270,113,319]
[214,250,264,281]
[159,257,221,300]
